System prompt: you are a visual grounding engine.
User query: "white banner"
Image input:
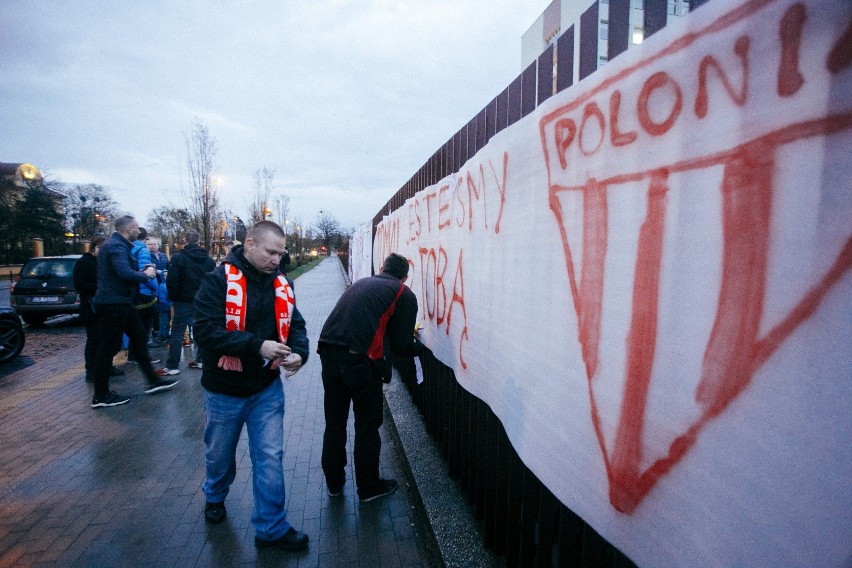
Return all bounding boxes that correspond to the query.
[374,0,852,566]
[350,223,373,282]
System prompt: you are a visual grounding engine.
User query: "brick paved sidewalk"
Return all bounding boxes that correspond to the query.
[0,257,440,567]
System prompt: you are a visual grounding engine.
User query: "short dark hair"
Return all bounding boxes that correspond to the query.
[381,253,409,279]
[114,215,135,231]
[246,221,286,242]
[185,230,200,245]
[90,236,105,250]
[137,227,148,240]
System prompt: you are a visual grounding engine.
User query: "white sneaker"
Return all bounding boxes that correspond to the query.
[155,367,180,376]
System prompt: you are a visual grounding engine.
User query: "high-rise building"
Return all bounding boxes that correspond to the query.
[522,0,692,85]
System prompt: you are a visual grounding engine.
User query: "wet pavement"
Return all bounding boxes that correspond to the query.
[0,258,443,567]
[0,314,83,379]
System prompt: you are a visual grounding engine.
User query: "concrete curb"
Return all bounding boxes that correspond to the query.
[384,376,503,568]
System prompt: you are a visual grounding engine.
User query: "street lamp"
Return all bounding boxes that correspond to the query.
[262,206,271,220]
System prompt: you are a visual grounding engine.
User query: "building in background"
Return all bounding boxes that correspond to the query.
[522,0,692,85]
[0,162,64,201]
[1,162,68,262]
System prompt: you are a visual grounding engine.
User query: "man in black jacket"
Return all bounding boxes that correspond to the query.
[318,253,424,502]
[73,236,126,382]
[193,221,310,551]
[90,215,179,408]
[156,229,215,376]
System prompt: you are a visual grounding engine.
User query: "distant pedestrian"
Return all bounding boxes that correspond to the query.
[90,215,179,408]
[318,253,424,502]
[278,247,291,274]
[194,221,309,551]
[72,236,124,382]
[147,237,169,272]
[155,230,215,376]
[147,237,169,339]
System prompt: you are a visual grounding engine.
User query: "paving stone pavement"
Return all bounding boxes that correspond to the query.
[0,257,442,567]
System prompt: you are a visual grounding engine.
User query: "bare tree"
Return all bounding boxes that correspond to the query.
[273,194,290,230]
[64,183,120,243]
[314,210,341,255]
[183,119,220,247]
[249,166,274,224]
[147,205,192,246]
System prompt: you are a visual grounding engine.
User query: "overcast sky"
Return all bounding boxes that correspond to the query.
[1,0,550,231]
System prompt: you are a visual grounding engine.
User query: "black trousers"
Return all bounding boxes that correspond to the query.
[93,303,158,399]
[129,296,157,361]
[83,316,99,373]
[320,348,384,497]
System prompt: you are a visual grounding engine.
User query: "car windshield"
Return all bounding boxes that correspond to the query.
[21,259,75,278]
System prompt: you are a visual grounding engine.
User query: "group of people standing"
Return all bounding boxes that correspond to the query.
[74,217,215,399]
[73,215,424,553]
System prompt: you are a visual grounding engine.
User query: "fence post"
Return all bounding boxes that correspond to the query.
[32,238,44,258]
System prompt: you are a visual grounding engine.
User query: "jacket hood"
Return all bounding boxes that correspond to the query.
[182,243,211,262]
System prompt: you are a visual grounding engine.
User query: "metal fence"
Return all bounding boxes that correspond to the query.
[377,1,713,565]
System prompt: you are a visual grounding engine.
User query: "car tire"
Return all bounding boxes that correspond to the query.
[22,314,47,327]
[0,319,25,364]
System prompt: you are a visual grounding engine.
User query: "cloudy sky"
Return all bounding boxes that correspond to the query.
[1,0,550,231]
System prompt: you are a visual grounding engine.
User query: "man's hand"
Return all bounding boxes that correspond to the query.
[143,266,156,279]
[280,353,302,371]
[280,353,303,378]
[260,340,291,360]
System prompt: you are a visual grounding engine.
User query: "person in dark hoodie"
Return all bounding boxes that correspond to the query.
[193,221,309,551]
[155,229,215,376]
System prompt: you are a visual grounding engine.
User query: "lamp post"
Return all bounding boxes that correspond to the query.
[262,206,271,220]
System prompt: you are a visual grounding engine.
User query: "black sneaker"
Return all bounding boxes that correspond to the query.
[327,485,343,497]
[109,366,125,376]
[204,501,226,524]
[144,377,179,394]
[359,479,398,503]
[254,527,309,551]
[91,391,130,408]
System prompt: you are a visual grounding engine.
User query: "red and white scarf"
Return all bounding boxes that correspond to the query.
[219,262,294,372]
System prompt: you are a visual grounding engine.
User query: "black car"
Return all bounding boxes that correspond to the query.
[10,255,82,326]
[0,305,25,363]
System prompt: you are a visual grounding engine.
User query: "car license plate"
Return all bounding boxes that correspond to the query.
[31,296,60,303]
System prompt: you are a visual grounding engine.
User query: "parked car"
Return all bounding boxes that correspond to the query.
[10,255,82,326]
[0,306,25,363]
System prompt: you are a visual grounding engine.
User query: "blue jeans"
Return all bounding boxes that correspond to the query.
[158,310,171,342]
[166,301,199,369]
[203,380,291,540]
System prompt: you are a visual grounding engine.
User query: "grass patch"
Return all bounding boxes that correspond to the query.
[287,257,324,280]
